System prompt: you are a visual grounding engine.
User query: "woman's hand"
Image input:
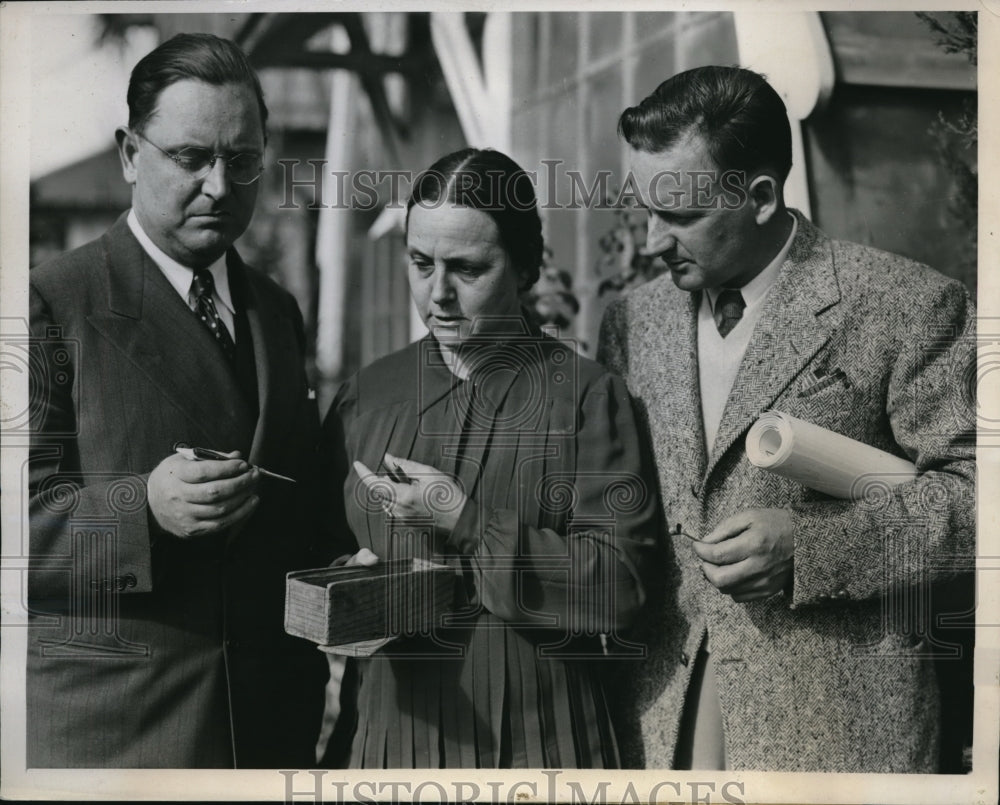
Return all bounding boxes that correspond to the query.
[330,547,380,568]
[353,452,467,536]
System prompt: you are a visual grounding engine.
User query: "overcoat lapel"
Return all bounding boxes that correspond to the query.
[419,334,527,499]
[654,283,707,488]
[703,214,842,484]
[455,339,527,496]
[87,216,254,449]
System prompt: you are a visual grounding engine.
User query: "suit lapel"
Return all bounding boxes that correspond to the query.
[237,255,299,468]
[86,215,254,449]
[703,213,841,484]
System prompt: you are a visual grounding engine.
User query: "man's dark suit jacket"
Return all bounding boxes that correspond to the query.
[27,213,329,768]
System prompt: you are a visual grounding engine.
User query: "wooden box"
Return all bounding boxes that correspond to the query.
[284,557,459,647]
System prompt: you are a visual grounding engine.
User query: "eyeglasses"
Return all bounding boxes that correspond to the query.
[134,131,264,186]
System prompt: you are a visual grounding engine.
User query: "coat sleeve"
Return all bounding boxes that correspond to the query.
[596,298,630,380]
[317,376,363,562]
[788,280,976,608]
[447,373,660,634]
[28,282,155,601]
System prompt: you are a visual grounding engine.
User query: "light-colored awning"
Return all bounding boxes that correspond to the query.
[430,12,512,152]
[733,11,835,218]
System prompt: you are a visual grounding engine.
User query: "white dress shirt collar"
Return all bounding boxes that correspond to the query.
[126,209,235,316]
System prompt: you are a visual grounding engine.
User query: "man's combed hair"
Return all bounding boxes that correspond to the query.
[127,32,268,134]
[618,65,792,181]
[407,148,545,290]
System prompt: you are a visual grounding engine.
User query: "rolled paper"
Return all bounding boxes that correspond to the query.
[745,411,917,499]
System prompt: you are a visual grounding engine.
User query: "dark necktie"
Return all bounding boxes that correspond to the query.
[713,289,746,338]
[190,267,236,361]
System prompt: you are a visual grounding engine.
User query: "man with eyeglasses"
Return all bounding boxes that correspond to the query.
[28,33,328,768]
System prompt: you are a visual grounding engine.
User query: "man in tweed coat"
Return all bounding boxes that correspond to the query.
[598,66,975,772]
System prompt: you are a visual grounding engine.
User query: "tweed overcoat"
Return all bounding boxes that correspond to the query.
[598,211,976,772]
[27,213,329,767]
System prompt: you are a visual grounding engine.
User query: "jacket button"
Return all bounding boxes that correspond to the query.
[114,576,127,591]
[680,652,690,666]
[124,573,137,588]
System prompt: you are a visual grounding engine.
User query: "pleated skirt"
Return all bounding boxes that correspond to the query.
[349,617,620,769]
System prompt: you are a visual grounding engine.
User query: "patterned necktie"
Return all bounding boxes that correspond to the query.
[713,288,746,338]
[190,267,236,361]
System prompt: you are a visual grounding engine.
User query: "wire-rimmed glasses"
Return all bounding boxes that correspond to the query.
[134,131,264,186]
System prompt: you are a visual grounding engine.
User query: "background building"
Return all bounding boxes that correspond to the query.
[30,10,977,398]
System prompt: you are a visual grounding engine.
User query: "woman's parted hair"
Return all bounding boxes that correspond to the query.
[406,148,544,290]
[618,65,792,182]
[127,32,268,135]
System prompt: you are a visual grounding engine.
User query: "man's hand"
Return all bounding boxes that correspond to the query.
[691,508,794,602]
[148,450,260,539]
[353,452,467,536]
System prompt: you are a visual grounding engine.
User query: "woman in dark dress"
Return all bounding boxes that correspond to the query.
[321,148,658,768]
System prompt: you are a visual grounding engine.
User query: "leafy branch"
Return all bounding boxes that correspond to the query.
[916,11,977,294]
[521,249,580,331]
[914,11,977,65]
[596,193,663,296]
